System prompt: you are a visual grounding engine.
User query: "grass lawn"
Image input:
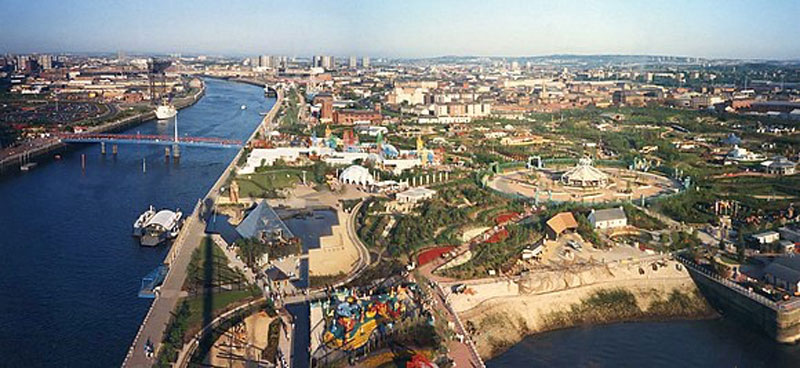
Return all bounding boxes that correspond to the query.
[235,169,303,197]
[184,237,247,292]
[623,204,667,231]
[712,175,800,199]
[184,289,260,330]
[718,254,742,266]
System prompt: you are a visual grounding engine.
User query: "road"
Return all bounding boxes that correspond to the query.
[336,200,371,287]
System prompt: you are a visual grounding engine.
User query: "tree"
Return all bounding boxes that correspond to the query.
[737,244,746,263]
[312,161,328,183]
[237,237,267,268]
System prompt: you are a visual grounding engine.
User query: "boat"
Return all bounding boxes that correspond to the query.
[133,207,183,246]
[133,205,157,237]
[241,104,247,110]
[155,102,177,120]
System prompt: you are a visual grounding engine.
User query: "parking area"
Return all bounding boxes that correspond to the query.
[535,232,654,267]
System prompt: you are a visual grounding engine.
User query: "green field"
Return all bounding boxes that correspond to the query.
[235,169,304,197]
[184,237,247,292]
[712,175,800,199]
[184,288,260,330]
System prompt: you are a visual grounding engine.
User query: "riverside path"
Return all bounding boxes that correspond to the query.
[123,85,283,368]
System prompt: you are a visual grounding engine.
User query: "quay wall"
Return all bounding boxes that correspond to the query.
[683,259,800,344]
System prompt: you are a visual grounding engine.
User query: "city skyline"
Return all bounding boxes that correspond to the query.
[1,0,799,60]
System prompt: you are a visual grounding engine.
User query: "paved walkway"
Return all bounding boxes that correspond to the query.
[123,207,207,367]
[413,212,534,368]
[431,282,484,368]
[213,235,257,285]
[277,313,294,368]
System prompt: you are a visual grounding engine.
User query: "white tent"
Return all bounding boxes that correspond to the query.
[339,165,375,186]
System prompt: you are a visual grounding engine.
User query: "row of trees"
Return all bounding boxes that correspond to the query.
[155,301,191,367]
[236,236,300,268]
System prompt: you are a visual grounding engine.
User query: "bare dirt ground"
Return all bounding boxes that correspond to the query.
[206,311,273,367]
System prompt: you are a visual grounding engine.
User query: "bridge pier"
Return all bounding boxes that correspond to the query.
[100,142,106,155]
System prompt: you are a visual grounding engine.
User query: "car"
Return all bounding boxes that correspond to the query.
[567,240,582,251]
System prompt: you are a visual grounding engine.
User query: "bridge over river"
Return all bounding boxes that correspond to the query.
[57,132,242,149]
[57,113,243,160]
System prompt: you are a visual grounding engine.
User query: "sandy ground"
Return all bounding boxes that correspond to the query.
[450,258,704,359]
[266,184,368,277]
[206,311,273,367]
[461,226,491,243]
[309,209,360,276]
[310,303,325,354]
[450,256,687,313]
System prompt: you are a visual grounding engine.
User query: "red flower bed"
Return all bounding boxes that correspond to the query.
[485,228,509,243]
[417,246,455,266]
[494,212,519,225]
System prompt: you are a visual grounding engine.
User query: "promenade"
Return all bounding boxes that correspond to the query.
[122,83,282,368]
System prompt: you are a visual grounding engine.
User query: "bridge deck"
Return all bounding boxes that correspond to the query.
[57,133,242,148]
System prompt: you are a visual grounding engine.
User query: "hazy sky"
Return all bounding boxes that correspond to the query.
[1,0,799,59]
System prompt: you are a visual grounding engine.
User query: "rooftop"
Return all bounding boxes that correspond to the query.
[546,212,578,235]
[591,207,627,222]
[398,186,436,198]
[144,209,181,230]
[236,201,295,240]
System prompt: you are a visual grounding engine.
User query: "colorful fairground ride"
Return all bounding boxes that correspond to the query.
[321,283,422,352]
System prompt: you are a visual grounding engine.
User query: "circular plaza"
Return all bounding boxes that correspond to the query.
[489,158,680,203]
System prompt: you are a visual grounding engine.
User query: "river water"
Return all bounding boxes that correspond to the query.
[487,318,800,368]
[0,78,274,367]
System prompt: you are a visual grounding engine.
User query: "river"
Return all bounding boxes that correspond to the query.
[0,78,274,367]
[487,318,800,368]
